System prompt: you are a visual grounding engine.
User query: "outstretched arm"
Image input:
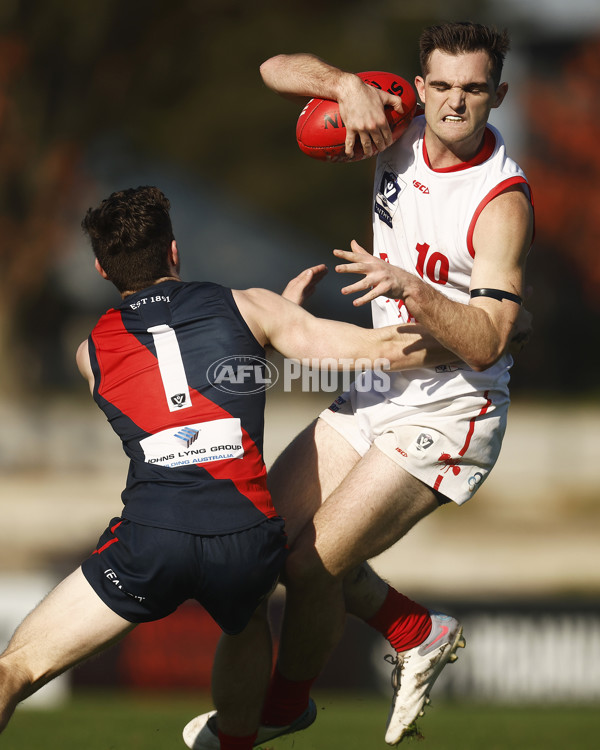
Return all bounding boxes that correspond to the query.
[260,53,405,159]
[233,287,456,372]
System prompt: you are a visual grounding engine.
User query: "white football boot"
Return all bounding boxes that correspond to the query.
[384,611,465,745]
[182,698,317,750]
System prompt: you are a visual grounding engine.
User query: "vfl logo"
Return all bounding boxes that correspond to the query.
[415,432,434,451]
[170,393,188,408]
[375,169,403,228]
[379,170,401,206]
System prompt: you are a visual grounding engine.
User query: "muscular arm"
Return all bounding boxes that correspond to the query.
[232,288,456,371]
[260,53,404,158]
[334,187,534,371]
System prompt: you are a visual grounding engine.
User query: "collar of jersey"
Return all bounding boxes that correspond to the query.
[423,126,496,173]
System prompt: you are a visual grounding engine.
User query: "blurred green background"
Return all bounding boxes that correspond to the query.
[1,0,599,746]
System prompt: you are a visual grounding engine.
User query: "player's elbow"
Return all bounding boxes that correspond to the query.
[466,344,505,372]
[259,55,289,89]
[469,359,494,373]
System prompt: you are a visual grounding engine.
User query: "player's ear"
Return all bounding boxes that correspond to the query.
[94,258,109,279]
[492,81,508,108]
[414,76,426,104]
[169,239,180,272]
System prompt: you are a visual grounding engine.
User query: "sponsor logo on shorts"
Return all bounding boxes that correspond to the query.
[468,472,484,492]
[328,395,347,412]
[104,568,146,603]
[438,452,462,476]
[395,447,408,457]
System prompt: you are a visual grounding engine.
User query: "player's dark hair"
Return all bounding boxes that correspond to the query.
[419,21,510,86]
[82,186,175,293]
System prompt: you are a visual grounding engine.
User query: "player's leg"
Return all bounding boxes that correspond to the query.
[0,566,135,733]
[261,416,436,731]
[268,417,363,543]
[274,447,465,745]
[211,599,271,737]
[182,418,363,750]
[276,445,439,682]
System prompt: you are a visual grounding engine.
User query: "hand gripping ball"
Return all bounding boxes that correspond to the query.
[295,71,417,162]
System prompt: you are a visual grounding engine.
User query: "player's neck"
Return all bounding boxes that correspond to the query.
[121,275,182,298]
[423,127,489,171]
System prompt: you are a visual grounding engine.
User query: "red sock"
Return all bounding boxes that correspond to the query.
[217,730,258,750]
[366,585,432,652]
[260,665,317,727]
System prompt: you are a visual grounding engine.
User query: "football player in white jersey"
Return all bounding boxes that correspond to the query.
[183,22,534,749]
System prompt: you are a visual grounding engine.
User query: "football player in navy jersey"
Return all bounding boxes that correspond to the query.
[0,185,459,750]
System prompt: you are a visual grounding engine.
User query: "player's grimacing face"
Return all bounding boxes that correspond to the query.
[415,49,507,156]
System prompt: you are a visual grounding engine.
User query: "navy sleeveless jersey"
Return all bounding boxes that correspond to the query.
[88,280,276,534]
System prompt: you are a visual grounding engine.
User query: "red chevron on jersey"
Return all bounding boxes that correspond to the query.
[92,308,273,519]
[88,281,276,533]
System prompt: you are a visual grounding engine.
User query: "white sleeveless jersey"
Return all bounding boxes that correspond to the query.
[364,115,531,407]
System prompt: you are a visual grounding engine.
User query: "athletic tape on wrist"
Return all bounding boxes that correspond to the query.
[470,288,522,305]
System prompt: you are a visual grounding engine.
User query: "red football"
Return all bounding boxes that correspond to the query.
[296,71,417,163]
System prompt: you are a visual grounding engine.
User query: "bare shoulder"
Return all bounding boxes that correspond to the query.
[231,288,283,346]
[76,339,90,373]
[76,339,95,393]
[232,287,280,314]
[480,184,533,226]
[474,184,534,260]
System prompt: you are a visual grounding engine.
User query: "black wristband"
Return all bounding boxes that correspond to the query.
[470,288,522,305]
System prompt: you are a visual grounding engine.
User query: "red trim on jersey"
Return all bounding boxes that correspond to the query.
[466,176,531,258]
[423,127,496,173]
[433,390,492,493]
[110,520,123,533]
[94,537,119,555]
[91,312,273,519]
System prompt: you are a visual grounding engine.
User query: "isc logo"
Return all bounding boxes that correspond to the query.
[413,180,430,194]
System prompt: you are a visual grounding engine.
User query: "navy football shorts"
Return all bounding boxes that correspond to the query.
[81,516,287,635]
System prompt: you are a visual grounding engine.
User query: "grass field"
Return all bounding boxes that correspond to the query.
[4,691,599,750]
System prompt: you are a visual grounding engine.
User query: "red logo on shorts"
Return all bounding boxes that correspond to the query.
[438,453,461,476]
[396,447,408,457]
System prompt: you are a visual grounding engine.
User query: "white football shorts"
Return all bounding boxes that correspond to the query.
[319,385,509,505]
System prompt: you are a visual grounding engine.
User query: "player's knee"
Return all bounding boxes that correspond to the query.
[284,544,332,591]
[245,598,270,628]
